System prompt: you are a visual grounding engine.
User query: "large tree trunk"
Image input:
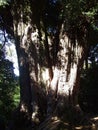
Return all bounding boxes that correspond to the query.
[47,29,86,113]
[11,3,45,129]
[11,1,89,130]
[38,25,88,130]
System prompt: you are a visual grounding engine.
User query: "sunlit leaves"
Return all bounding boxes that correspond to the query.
[0,0,10,7]
[82,2,98,18]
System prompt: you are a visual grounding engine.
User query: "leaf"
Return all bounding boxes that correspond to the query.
[0,0,9,7]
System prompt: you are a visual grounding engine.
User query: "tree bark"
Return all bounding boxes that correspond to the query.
[46,22,88,117]
[11,1,89,129]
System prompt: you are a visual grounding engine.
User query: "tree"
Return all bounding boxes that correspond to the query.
[0,0,98,129]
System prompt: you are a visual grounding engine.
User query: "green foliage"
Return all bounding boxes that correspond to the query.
[0,0,9,7]
[59,0,98,32]
[0,49,20,122]
[81,0,98,30]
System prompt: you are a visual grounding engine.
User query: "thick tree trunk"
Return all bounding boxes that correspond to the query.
[12,1,41,121]
[46,26,87,118]
[38,26,87,129]
[14,20,47,125]
[12,2,89,130]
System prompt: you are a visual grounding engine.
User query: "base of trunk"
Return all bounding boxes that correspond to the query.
[38,104,93,130]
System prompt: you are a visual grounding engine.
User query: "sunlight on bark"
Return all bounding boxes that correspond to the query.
[31,29,39,43]
[17,21,25,36]
[21,23,32,48]
[50,68,60,91]
[31,102,40,123]
[54,33,84,97]
[68,63,77,93]
[20,104,28,113]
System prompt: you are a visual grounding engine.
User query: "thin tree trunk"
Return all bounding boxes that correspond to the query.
[14,26,32,114]
[12,2,34,116]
